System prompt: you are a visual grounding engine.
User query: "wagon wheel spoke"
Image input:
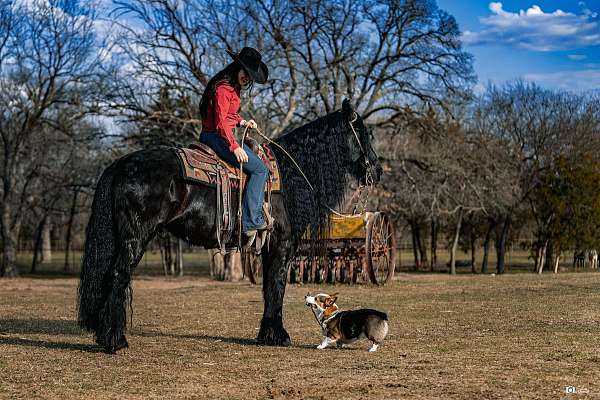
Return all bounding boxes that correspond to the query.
[376,252,390,282]
[366,213,396,285]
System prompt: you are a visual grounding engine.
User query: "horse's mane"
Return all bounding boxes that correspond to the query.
[273,110,354,240]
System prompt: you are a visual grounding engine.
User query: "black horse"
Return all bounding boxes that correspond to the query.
[78,99,381,353]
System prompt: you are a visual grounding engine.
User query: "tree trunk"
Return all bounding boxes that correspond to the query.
[41,220,52,263]
[160,239,168,275]
[553,251,560,274]
[470,218,477,273]
[1,203,19,277]
[169,240,176,275]
[31,216,47,274]
[410,220,420,270]
[160,234,174,276]
[1,239,18,277]
[544,241,555,273]
[430,218,437,271]
[177,239,183,276]
[209,249,225,280]
[495,215,510,274]
[536,240,548,274]
[415,222,428,266]
[226,252,243,282]
[481,220,494,274]
[64,190,79,272]
[449,207,463,275]
[214,252,242,282]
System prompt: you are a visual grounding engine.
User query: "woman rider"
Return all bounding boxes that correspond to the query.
[199,47,269,243]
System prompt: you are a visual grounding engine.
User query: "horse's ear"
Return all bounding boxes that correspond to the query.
[342,98,352,115]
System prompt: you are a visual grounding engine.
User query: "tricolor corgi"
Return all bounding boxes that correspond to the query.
[304,292,389,352]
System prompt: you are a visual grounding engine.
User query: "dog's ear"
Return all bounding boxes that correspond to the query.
[329,292,339,303]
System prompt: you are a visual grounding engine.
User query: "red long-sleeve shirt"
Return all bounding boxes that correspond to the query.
[201,81,243,152]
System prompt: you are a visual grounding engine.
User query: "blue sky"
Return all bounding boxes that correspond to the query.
[436,0,600,91]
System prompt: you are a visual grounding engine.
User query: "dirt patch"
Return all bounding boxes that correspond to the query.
[1,273,599,399]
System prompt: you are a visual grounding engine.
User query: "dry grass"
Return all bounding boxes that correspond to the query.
[1,272,600,399]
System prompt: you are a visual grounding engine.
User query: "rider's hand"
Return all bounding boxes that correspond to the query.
[242,119,258,129]
[234,147,249,164]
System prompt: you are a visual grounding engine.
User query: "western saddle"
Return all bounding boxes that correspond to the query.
[175,138,280,253]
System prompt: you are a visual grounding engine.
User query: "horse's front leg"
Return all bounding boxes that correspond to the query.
[257,240,293,346]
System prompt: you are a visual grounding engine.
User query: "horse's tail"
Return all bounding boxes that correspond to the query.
[78,163,116,333]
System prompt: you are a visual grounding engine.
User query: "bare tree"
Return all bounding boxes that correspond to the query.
[0,0,110,277]
[374,105,493,274]
[471,82,600,273]
[244,0,475,134]
[106,0,474,139]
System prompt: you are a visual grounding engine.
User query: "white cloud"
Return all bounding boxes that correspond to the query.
[580,1,598,18]
[462,2,600,51]
[524,69,600,91]
[568,54,588,60]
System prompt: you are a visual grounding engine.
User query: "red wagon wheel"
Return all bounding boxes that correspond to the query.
[365,212,396,285]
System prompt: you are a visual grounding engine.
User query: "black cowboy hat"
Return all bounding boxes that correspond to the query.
[226,47,269,84]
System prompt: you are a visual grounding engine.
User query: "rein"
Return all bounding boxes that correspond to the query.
[237,125,250,252]
[309,305,322,327]
[251,115,374,218]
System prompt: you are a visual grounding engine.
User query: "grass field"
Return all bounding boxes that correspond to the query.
[1,271,599,399]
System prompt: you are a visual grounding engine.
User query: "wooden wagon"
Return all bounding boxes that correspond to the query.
[286,212,396,285]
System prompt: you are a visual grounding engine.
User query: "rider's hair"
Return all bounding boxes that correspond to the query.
[199,61,253,118]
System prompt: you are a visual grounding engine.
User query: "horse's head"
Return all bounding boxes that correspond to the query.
[342,99,382,185]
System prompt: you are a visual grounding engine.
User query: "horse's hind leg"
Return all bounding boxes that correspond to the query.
[96,235,145,354]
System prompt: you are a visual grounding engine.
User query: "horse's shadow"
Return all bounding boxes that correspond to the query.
[134,329,258,346]
[0,318,102,353]
[0,318,314,351]
[0,318,81,335]
[0,336,103,353]
[133,329,315,349]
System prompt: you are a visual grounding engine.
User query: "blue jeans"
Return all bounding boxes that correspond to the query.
[199,132,268,232]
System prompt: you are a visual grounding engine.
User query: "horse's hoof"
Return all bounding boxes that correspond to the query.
[99,336,129,354]
[257,324,291,346]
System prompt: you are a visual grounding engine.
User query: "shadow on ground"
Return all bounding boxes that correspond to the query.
[133,329,315,349]
[0,318,314,353]
[0,318,81,335]
[0,336,102,353]
[0,318,102,353]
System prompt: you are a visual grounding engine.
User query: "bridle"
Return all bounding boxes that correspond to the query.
[348,112,376,214]
[348,112,370,167]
